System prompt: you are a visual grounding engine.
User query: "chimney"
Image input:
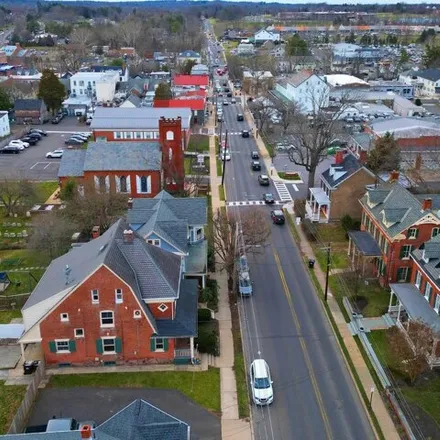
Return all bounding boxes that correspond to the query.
[127,198,133,210]
[334,150,344,165]
[359,150,367,164]
[422,198,432,211]
[91,226,100,239]
[389,170,399,182]
[80,424,93,439]
[123,229,134,243]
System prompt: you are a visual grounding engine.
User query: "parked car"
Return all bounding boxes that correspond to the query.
[51,116,61,124]
[249,359,274,406]
[20,136,38,146]
[46,149,64,158]
[223,100,229,106]
[251,161,261,171]
[258,175,270,186]
[28,132,42,141]
[271,210,285,225]
[65,138,84,145]
[219,149,231,161]
[237,114,244,122]
[263,193,275,204]
[251,151,259,159]
[217,115,223,122]
[0,145,20,154]
[242,130,250,138]
[231,98,236,104]
[227,92,232,98]
[71,134,88,141]
[9,140,27,149]
[29,129,47,136]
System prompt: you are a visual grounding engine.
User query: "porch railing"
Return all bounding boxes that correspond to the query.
[174,348,191,358]
[305,202,320,222]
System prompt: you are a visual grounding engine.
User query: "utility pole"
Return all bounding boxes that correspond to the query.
[219,118,223,148]
[324,243,331,302]
[221,129,228,186]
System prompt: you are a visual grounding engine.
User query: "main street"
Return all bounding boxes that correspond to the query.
[205,21,375,439]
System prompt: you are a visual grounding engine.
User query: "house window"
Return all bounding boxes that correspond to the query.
[407,228,418,239]
[98,176,106,192]
[432,228,439,238]
[60,313,69,322]
[158,303,168,312]
[140,176,148,193]
[400,245,412,260]
[147,239,160,246]
[126,132,133,139]
[91,289,99,304]
[74,328,84,338]
[152,338,165,351]
[100,311,114,327]
[424,283,432,302]
[115,289,123,304]
[115,132,122,140]
[135,131,142,139]
[102,337,116,354]
[397,267,410,282]
[55,340,70,353]
[73,80,77,86]
[79,80,84,86]
[434,294,440,313]
[415,271,422,289]
[120,176,128,193]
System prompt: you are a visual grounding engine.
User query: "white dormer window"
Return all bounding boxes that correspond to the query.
[147,238,161,246]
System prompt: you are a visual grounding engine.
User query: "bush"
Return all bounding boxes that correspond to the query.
[208,245,215,272]
[198,308,212,323]
[294,199,306,220]
[200,278,219,310]
[341,214,361,238]
[196,322,219,356]
[302,219,317,242]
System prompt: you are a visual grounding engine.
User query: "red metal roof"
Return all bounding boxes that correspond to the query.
[173,74,209,87]
[154,98,205,111]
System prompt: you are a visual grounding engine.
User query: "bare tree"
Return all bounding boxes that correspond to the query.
[211,207,271,291]
[387,321,435,384]
[0,177,37,217]
[273,99,301,134]
[249,97,274,132]
[70,26,93,47]
[119,18,143,48]
[287,86,350,189]
[57,45,87,72]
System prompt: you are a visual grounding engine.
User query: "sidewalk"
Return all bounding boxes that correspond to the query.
[208,109,252,440]
[286,205,400,440]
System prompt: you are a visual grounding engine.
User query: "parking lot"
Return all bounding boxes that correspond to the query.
[0,117,91,181]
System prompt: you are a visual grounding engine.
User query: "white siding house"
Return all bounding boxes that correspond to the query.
[70,71,119,102]
[0,111,10,137]
[254,29,280,44]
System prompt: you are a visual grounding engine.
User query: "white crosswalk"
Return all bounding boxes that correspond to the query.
[273,181,293,202]
[226,200,283,207]
[218,132,248,136]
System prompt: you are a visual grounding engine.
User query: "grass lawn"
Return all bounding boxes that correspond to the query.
[234,353,249,418]
[216,158,222,177]
[0,381,27,434]
[1,270,45,296]
[184,157,192,175]
[278,172,301,181]
[218,185,225,201]
[33,181,59,203]
[314,246,349,270]
[0,249,52,269]
[188,135,209,153]
[0,310,22,324]
[49,368,221,413]
[315,223,347,242]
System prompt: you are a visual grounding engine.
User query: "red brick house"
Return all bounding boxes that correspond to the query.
[58,117,185,196]
[18,219,198,367]
[348,173,440,285]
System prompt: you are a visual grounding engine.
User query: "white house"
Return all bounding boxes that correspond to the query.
[254,29,280,44]
[275,71,330,113]
[237,42,255,55]
[0,111,10,137]
[69,71,120,102]
[413,69,440,96]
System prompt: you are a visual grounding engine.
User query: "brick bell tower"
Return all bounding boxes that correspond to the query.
[159,117,184,193]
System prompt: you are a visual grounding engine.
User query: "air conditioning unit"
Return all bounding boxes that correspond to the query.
[133,310,142,319]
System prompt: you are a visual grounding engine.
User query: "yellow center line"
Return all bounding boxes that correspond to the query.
[273,249,333,440]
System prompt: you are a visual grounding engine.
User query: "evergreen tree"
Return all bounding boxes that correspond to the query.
[37,70,65,115]
[285,34,308,57]
[367,132,400,174]
[0,89,12,111]
[180,59,197,75]
[154,82,172,100]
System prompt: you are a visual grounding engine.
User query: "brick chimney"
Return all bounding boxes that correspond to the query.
[80,424,93,439]
[422,198,432,211]
[123,229,134,243]
[91,226,100,240]
[389,170,399,182]
[358,150,367,164]
[334,150,344,165]
[127,198,133,210]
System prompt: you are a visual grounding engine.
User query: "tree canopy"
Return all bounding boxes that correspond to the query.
[285,34,308,57]
[367,132,400,173]
[0,88,12,111]
[37,70,66,115]
[179,59,197,75]
[154,82,173,100]
[423,43,440,68]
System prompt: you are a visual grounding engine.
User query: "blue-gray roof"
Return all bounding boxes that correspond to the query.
[128,191,207,254]
[58,150,86,177]
[348,231,382,257]
[412,235,440,289]
[321,153,368,189]
[361,183,434,238]
[0,399,189,440]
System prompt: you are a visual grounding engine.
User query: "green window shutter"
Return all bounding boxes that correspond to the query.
[406,268,412,282]
[115,338,122,353]
[49,341,56,353]
[396,268,403,281]
[415,228,419,238]
[69,340,76,352]
[150,338,156,352]
[96,339,103,354]
[399,246,406,259]
[163,339,169,352]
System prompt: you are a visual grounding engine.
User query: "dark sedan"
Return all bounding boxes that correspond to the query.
[20,136,38,146]
[263,193,275,204]
[258,175,270,186]
[271,210,285,225]
[242,130,250,138]
[251,161,261,171]
[64,138,84,145]
[0,145,20,154]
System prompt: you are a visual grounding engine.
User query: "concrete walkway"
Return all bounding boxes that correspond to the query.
[289,210,400,440]
[207,110,252,440]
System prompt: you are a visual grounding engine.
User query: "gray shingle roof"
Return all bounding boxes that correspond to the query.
[416,68,440,82]
[58,150,86,177]
[90,107,191,130]
[287,71,314,87]
[361,183,438,238]
[128,191,207,254]
[124,94,142,107]
[84,141,161,171]
[348,231,382,256]
[412,235,440,289]
[14,99,43,111]
[321,153,366,189]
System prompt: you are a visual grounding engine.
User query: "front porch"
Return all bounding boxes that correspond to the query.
[305,187,330,223]
[174,337,197,365]
[185,239,208,288]
[347,230,383,278]
[388,283,440,367]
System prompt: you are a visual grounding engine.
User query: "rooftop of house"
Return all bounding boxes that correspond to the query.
[178,50,200,58]
[321,152,370,189]
[370,117,440,139]
[173,74,209,87]
[415,68,440,82]
[154,98,205,111]
[243,70,273,79]
[0,399,190,440]
[351,133,374,151]
[90,107,191,130]
[128,190,207,254]
[14,99,43,111]
[123,94,142,107]
[412,235,440,289]
[325,74,369,88]
[361,182,440,238]
[58,141,161,177]
[285,71,314,87]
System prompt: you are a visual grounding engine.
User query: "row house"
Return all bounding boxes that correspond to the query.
[18,219,198,367]
[90,107,191,147]
[58,117,185,195]
[348,173,440,285]
[127,191,208,288]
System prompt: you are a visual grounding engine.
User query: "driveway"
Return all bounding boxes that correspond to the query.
[27,387,221,440]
